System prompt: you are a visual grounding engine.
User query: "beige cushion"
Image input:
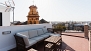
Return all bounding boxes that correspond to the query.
[16,33,30,46]
[42,28,48,33]
[18,31,29,38]
[37,29,44,35]
[28,30,38,38]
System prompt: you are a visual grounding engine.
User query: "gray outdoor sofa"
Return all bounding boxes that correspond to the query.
[14,28,60,51]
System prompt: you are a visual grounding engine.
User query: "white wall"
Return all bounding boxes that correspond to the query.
[0,5,10,26]
[2,12,10,26]
[0,24,52,51]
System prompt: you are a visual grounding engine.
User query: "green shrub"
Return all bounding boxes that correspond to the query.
[54,24,66,31]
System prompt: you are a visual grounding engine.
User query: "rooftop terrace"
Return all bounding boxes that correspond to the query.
[9,32,89,51]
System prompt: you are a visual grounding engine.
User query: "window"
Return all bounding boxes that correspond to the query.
[34,21,36,24]
[29,18,31,20]
[36,18,39,20]
[0,12,2,26]
[30,21,32,24]
[32,18,33,20]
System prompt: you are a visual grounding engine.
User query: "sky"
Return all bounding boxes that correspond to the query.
[0,0,91,22]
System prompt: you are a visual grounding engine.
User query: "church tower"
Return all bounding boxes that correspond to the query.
[27,5,40,24]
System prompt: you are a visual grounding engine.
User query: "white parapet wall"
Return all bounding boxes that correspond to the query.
[0,24,52,51]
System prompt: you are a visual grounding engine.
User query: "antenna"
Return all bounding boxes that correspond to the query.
[5,1,11,7]
[8,0,15,24]
[2,0,15,12]
[8,0,11,7]
[12,0,15,6]
[2,0,15,24]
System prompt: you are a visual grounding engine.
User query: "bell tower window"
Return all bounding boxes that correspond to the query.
[34,21,36,24]
[30,21,32,24]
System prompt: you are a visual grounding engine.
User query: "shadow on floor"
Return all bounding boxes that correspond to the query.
[62,34,85,38]
[61,42,75,51]
[9,40,75,51]
[36,41,75,51]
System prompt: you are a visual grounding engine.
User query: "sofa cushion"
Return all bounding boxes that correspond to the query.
[31,36,44,41]
[28,30,38,38]
[40,34,49,38]
[26,39,37,48]
[16,33,30,46]
[37,29,44,35]
[18,31,29,38]
[42,28,48,33]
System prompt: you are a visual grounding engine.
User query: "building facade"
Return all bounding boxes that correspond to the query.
[27,5,40,24]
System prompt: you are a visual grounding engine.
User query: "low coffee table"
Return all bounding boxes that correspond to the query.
[28,48,37,51]
[44,36,62,51]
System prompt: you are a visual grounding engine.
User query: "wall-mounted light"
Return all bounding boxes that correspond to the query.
[2,31,11,35]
